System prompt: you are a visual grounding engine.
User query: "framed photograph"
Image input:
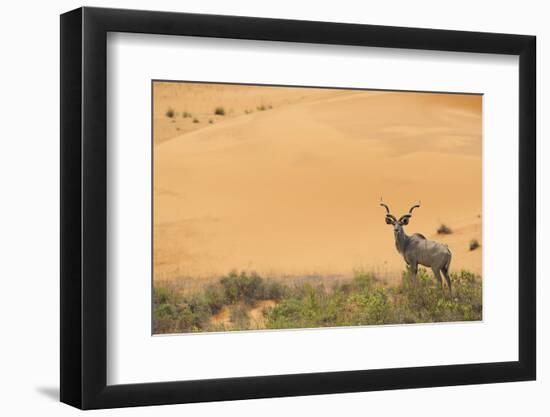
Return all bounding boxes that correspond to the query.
[60,6,536,409]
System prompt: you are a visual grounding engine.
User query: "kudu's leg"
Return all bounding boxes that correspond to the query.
[432,267,443,289]
[442,267,452,296]
[410,263,418,287]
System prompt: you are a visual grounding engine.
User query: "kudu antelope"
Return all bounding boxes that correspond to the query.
[380,200,452,294]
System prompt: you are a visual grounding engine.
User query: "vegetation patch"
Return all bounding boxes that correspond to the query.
[437,224,453,235]
[153,269,482,334]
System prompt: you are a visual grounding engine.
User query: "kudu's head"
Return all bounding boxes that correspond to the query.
[380,199,421,236]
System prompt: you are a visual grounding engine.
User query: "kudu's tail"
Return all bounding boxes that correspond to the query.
[444,247,452,272]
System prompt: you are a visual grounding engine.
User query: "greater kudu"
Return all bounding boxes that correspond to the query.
[380,200,452,294]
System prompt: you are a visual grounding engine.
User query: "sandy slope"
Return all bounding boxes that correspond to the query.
[153,82,339,144]
[153,83,482,283]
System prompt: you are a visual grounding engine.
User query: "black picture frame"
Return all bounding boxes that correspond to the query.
[60,6,536,410]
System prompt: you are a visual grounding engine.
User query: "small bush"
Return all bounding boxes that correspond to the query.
[209,119,214,124]
[203,284,225,315]
[437,224,452,235]
[257,104,267,111]
[220,271,264,305]
[165,108,175,118]
[469,239,480,251]
[344,288,390,325]
[193,118,200,123]
[153,286,212,333]
[153,286,176,306]
[214,106,225,116]
[182,111,192,118]
[262,280,287,300]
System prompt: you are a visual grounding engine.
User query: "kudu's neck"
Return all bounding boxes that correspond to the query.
[394,226,410,255]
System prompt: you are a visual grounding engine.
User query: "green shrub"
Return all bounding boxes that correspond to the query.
[262,279,287,300]
[153,286,214,333]
[220,271,265,304]
[153,286,175,305]
[264,272,388,329]
[344,288,389,325]
[214,106,225,116]
[203,284,225,314]
[165,108,175,118]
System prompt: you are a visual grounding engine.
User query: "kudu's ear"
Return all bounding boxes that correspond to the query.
[399,214,411,225]
[385,216,394,225]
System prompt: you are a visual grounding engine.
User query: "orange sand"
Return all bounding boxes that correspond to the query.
[153,82,482,284]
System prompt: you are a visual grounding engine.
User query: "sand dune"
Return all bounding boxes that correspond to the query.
[153,83,482,283]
